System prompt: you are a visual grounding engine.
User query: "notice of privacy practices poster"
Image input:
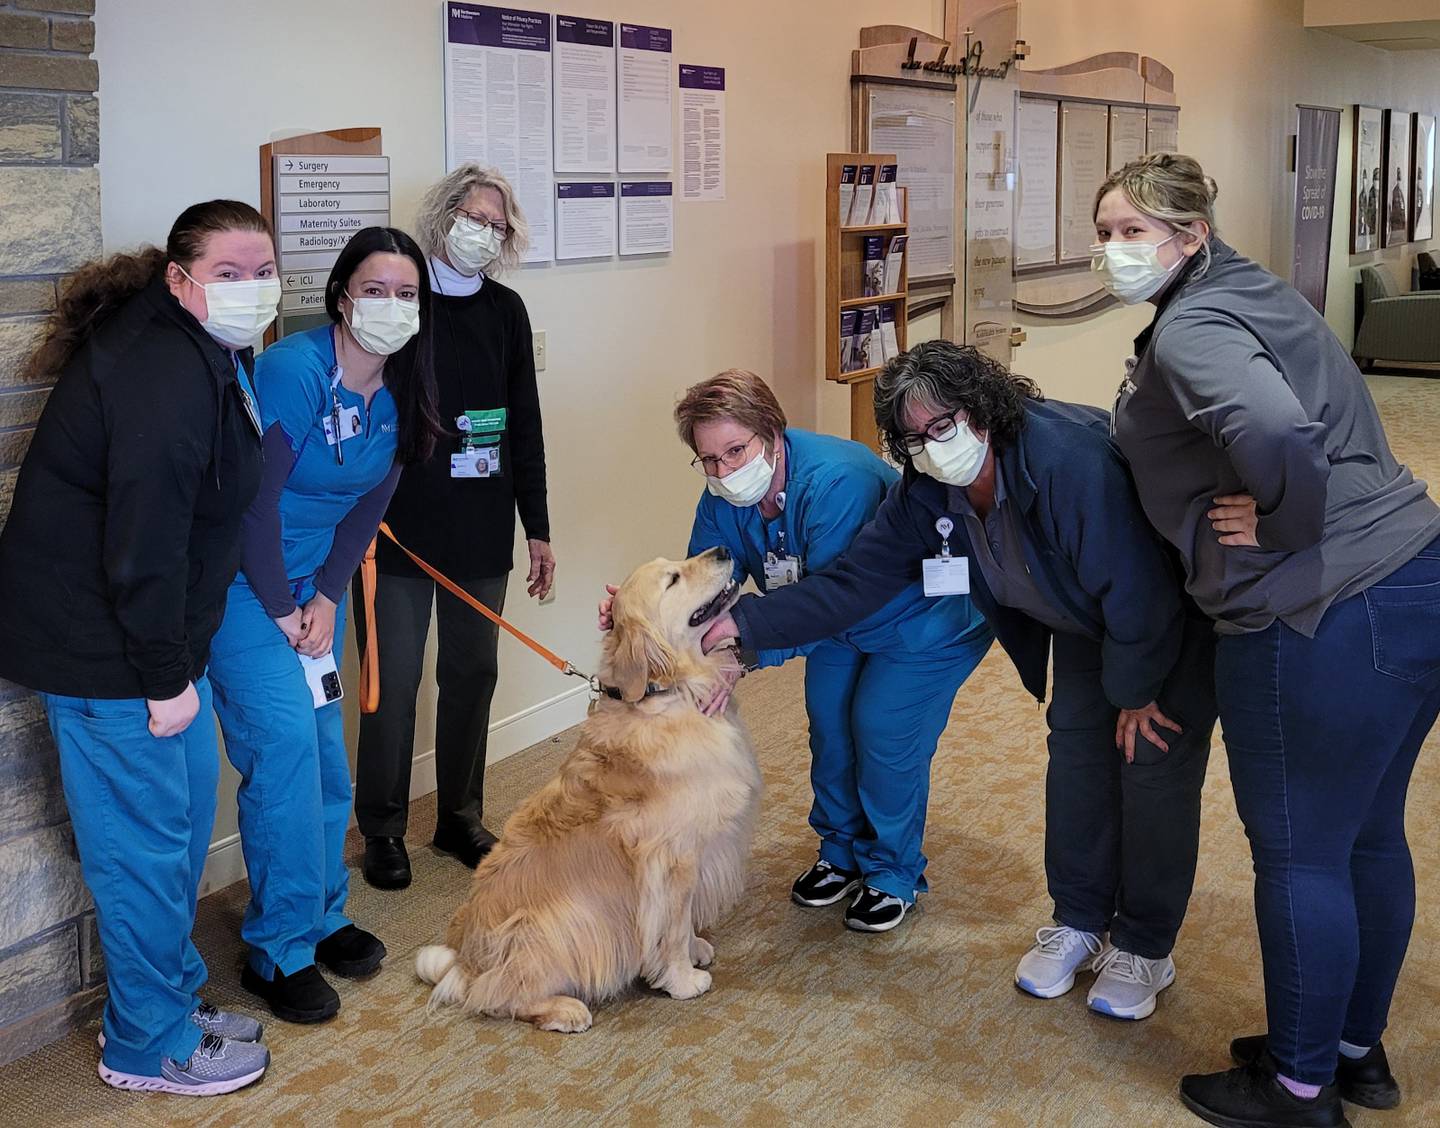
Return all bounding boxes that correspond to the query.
[444,3,555,263]
[679,65,725,201]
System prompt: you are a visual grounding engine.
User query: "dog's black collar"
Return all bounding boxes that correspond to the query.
[600,682,673,702]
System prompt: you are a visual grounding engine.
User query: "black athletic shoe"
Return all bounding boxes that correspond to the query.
[363,836,412,890]
[1231,1035,1401,1110]
[842,886,912,933]
[316,924,386,978]
[431,821,498,869]
[790,859,862,907]
[240,964,340,1025]
[1180,1054,1350,1128]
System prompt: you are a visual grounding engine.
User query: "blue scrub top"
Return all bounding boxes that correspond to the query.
[252,324,399,585]
[687,428,987,666]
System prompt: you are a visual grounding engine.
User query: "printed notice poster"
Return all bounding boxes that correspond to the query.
[555,180,617,259]
[618,24,672,173]
[679,65,726,201]
[869,87,956,279]
[553,16,616,174]
[619,181,673,255]
[444,3,555,263]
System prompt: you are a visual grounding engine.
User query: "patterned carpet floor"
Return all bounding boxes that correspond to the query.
[3,376,1440,1127]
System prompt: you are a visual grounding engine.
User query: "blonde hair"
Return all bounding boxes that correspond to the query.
[674,370,787,451]
[415,164,529,273]
[1095,152,1220,271]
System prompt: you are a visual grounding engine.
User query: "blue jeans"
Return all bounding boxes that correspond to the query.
[38,679,216,1075]
[804,630,989,903]
[207,579,354,979]
[1216,538,1440,1084]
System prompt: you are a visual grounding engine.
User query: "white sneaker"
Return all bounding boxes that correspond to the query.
[1014,925,1104,999]
[1086,945,1176,1020]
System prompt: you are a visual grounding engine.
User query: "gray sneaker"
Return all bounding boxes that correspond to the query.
[98,1033,269,1096]
[98,1002,263,1050]
[1086,945,1176,1020]
[192,1001,264,1043]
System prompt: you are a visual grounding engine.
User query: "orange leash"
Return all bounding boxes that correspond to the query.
[358,536,381,714]
[357,522,595,715]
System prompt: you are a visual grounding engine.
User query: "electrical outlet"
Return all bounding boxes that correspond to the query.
[533,330,546,371]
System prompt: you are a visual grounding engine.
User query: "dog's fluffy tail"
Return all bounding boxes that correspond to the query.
[415,945,467,1010]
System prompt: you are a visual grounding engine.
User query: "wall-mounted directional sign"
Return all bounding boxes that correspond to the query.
[272,153,391,336]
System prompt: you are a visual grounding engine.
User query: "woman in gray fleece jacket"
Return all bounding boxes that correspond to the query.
[1093,152,1440,1128]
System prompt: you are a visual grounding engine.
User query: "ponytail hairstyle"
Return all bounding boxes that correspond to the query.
[1094,153,1220,273]
[19,199,272,384]
[323,226,446,466]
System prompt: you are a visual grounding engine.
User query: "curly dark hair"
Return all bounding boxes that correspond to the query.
[874,340,1043,465]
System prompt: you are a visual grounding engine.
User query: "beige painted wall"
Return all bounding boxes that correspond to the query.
[1012,0,1440,407]
[94,0,939,860]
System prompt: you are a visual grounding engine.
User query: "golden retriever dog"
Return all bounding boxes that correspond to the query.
[415,547,761,1033]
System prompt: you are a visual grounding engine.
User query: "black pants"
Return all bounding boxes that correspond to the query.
[352,570,508,838]
[1045,616,1217,959]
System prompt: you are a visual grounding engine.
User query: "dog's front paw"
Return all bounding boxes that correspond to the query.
[690,935,714,968]
[659,966,712,1000]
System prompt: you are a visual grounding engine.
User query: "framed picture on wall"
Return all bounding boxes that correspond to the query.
[1351,105,1383,253]
[1412,112,1435,243]
[1384,109,1413,247]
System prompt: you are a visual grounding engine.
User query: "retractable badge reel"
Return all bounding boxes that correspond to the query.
[762,492,802,589]
[923,516,970,597]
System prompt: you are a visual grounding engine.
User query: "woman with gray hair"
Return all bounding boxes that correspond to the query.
[353,164,553,889]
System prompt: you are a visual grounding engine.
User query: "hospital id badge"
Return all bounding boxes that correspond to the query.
[764,552,801,590]
[298,652,344,709]
[323,406,363,446]
[923,555,970,597]
[450,447,500,478]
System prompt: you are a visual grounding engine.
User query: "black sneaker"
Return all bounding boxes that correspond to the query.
[363,836,412,890]
[1231,1035,1401,1110]
[240,964,340,1025]
[316,924,386,978]
[1180,1054,1350,1128]
[790,859,861,907]
[431,821,498,869]
[842,886,912,933]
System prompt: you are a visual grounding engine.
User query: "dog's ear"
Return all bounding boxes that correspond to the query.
[605,617,678,703]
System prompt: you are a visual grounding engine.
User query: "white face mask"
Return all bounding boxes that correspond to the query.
[345,295,421,357]
[1090,233,1183,304]
[446,214,504,275]
[911,423,989,487]
[180,267,280,349]
[706,446,774,507]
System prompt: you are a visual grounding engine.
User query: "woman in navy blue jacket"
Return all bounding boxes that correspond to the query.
[704,341,1216,1023]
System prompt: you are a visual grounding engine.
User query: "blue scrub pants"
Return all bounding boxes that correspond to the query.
[38,680,215,1076]
[803,635,988,902]
[1217,538,1440,1085]
[207,579,353,979]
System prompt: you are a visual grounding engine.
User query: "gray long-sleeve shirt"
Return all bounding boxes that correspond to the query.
[1113,237,1440,636]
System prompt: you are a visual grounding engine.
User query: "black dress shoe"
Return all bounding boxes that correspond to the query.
[240,964,340,1024]
[431,821,498,869]
[1180,1054,1350,1128]
[363,836,412,890]
[315,924,386,978]
[1231,1035,1401,1110]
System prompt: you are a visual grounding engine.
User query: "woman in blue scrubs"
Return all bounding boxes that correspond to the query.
[608,369,992,932]
[208,227,444,1023]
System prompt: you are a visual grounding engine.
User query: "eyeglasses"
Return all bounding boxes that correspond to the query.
[454,208,509,239]
[895,409,965,458]
[691,434,759,476]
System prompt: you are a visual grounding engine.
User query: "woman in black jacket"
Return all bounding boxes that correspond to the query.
[353,165,552,889]
[0,201,274,1097]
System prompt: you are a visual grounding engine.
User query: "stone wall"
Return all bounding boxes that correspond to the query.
[0,0,104,1067]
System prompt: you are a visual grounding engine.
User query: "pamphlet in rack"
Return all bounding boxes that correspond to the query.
[879,305,899,362]
[883,234,907,294]
[876,163,899,224]
[853,307,878,371]
[840,309,860,372]
[862,236,885,296]
[851,163,877,224]
[838,164,858,228]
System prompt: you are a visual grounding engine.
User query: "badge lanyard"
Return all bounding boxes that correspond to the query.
[763,490,801,589]
[329,367,347,466]
[923,515,970,597]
